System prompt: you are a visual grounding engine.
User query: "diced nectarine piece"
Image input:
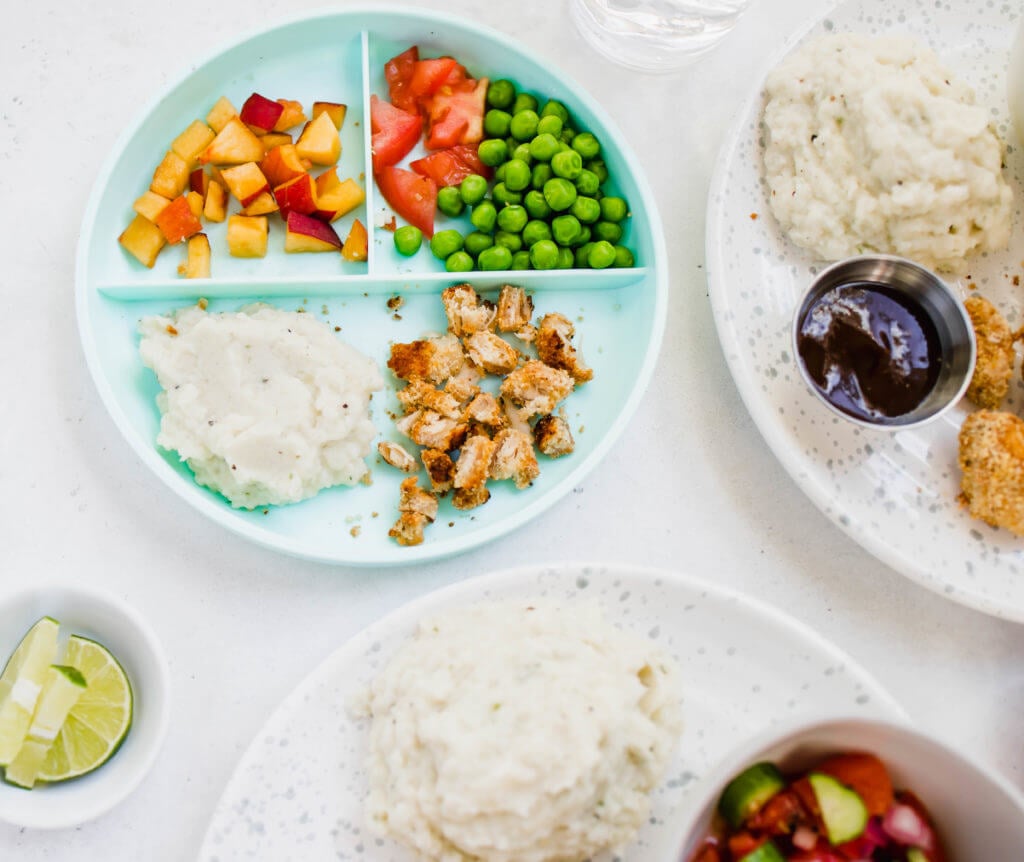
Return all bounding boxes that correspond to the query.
[151,150,190,198]
[312,101,347,130]
[189,168,210,196]
[300,157,314,171]
[186,191,204,219]
[172,120,215,165]
[240,93,284,135]
[199,117,265,165]
[155,195,203,244]
[259,144,306,188]
[259,132,292,150]
[203,180,227,223]
[119,214,166,267]
[220,162,269,206]
[284,211,341,253]
[133,190,171,222]
[314,167,341,196]
[273,174,318,219]
[314,177,365,222]
[274,99,306,132]
[241,191,279,216]
[206,96,238,134]
[295,112,340,166]
[227,215,268,258]
[341,219,368,262]
[182,233,211,278]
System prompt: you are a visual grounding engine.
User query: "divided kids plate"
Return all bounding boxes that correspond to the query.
[76,6,667,565]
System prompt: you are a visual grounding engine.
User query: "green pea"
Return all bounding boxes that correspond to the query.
[511,143,533,166]
[484,109,512,138]
[543,177,577,211]
[540,99,570,123]
[588,240,616,269]
[571,195,601,224]
[459,174,488,205]
[494,230,523,253]
[492,182,523,207]
[522,219,552,247]
[471,200,497,233]
[437,186,465,218]
[496,204,528,233]
[600,196,629,222]
[587,158,609,183]
[560,128,576,144]
[575,242,595,268]
[478,245,513,271]
[613,245,635,268]
[530,163,553,191]
[430,229,464,260]
[494,162,507,183]
[569,225,591,247]
[393,225,422,256]
[574,169,600,196]
[503,159,532,192]
[529,239,559,270]
[528,132,560,162]
[487,79,516,110]
[513,93,538,114]
[445,250,475,272]
[511,250,532,270]
[557,246,575,269]
[536,115,563,137]
[593,220,623,243]
[509,109,539,141]
[551,149,583,180]
[524,189,551,220]
[571,132,601,160]
[478,138,508,167]
[464,230,494,257]
[551,213,581,245]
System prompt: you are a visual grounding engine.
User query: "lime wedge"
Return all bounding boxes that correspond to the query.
[38,636,133,782]
[4,665,87,789]
[0,617,60,765]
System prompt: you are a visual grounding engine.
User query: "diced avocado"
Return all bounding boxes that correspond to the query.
[808,771,869,845]
[738,841,787,862]
[717,762,786,828]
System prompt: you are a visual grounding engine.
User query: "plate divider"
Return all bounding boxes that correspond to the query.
[359,28,377,275]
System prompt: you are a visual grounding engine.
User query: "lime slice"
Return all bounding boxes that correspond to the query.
[38,636,133,782]
[4,665,87,789]
[0,617,60,765]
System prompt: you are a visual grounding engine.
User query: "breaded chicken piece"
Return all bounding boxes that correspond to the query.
[388,512,429,546]
[534,414,575,457]
[377,441,419,473]
[421,448,455,493]
[464,392,506,430]
[396,379,463,419]
[536,312,593,383]
[496,285,534,332]
[452,485,491,510]
[387,334,465,384]
[445,372,481,404]
[454,434,496,492]
[403,411,468,451]
[398,476,439,522]
[490,428,540,489]
[500,360,575,417]
[442,283,496,337]
[959,410,1024,536]
[464,330,519,375]
[964,295,1014,409]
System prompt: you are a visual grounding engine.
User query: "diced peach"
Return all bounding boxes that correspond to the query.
[259,144,306,188]
[199,117,265,165]
[241,191,279,216]
[295,112,340,166]
[258,132,292,150]
[119,214,166,267]
[341,218,368,262]
[300,157,314,171]
[240,92,284,135]
[274,99,306,132]
[186,191,204,219]
[203,180,227,222]
[150,150,190,198]
[220,162,269,206]
[273,174,318,219]
[133,190,171,222]
[183,233,211,278]
[206,96,238,134]
[189,167,210,196]
[314,167,342,196]
[284,211,341,252]
[227,215,268,258]
[314,176,364,222]
[155,195,203,243]
[172,120,215,165]
[312,101,347,130]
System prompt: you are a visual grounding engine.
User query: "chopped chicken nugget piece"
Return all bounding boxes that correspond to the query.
[388,333,465,383]
[398,476,439,522]
[496,285,534,332]
[397,379,463,419]
[964,295,1014,409]
[377,441,419,473]
[406,411,468,451]
[422,448,455,493]
[465,392,506,429]
[442,283,496,337]
[454,434,497,491]
[395,409,422,439]
[501,395,534,437]
[515,324,537,344]
[452,485,490,510]
[536,312,593,383]
[500,360,575,417]
[959,410,1024,536]
[465,330,520,375]
[490,428,540,489]
[534,414,575,457]
[389,512,430,546]
[445,372,481,404]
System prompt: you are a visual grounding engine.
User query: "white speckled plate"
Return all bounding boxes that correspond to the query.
[197,562,903,862]
[707,0,1024,620]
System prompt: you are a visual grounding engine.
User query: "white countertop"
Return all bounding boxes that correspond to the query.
[2,0,1022,857]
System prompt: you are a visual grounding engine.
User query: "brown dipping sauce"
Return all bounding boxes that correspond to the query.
[797,282,941,422]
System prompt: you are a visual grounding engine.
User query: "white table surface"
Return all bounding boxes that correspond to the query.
[2,0,1022,858]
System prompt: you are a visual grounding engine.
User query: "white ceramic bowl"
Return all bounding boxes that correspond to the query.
[672,715,1024,861]
[0,585,170,829]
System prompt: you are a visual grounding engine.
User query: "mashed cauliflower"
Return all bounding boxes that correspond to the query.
[139,304,382,508]
[763,33,1013,273]
[361,601,682,862]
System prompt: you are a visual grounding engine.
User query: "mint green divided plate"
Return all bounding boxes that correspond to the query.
[75,6,667,565]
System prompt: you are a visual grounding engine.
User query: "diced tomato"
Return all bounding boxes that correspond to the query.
[746,788,811,836]
[410,144,492,187]
[408,57,464,103]
[688,841,722,862]
[385,46,419,112]
[726,831,764,859]
[424,77,488,149]
[375,166,437,237]
[816,753,894,817]
[370,95,423,173]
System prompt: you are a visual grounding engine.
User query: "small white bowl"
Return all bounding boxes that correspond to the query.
[0,585,170,829]
[673,714,1024,860]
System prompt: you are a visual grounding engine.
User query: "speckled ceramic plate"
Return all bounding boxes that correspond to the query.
[197,562,903,862]
[75,7,666,566]
[707,0,1024,620]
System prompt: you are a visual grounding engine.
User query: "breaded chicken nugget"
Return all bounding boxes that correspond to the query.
[958,410,1024,536]
[964,295,1014,409]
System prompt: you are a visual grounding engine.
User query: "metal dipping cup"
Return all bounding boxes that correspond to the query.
[792,255,976,430]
